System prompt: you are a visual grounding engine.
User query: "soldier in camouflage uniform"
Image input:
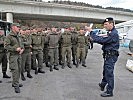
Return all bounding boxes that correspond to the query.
[71,27,78,65]
[20,26,33,81]
[42,28,49,67]
[58,28,64,65]
[30,26,36,70]
[0,29,11,80]
[84,26,91,59]
[4,24,24,93]
[59,26,72,69]
[46,27,59,71]
[75,27,88,68]
[31,27,45,74]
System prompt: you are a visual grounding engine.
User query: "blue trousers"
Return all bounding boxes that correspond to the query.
[101,55,118,94]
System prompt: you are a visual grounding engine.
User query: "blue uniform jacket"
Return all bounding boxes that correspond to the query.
[90,27,119,51]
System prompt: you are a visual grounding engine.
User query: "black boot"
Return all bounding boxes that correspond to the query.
[45,62,49,67]
[54,66,59,70]
[38,68,45,73]
[76,62,79,68]
[62,64,65,69]
[59,61,62,65]
[31,66,36,70]
[99,83,105,91]
[68,64,72,68]
[3,72,11,78]
[50,65,53,72]
[0,80,2,83]
[73,59,76,65]
[35,69,38,75]
[14,86,20,93]
[101,91,113,97]
[21,73,26,81]
[27,72,33,78]
[82,64,87,67]
[73,60,76,65]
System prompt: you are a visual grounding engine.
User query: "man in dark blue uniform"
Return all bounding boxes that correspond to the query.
[88,17,119,97]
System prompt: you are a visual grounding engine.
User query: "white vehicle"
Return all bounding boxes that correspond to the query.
[115,20,133,39]
[115,20,133,40]
[115,20,133,53]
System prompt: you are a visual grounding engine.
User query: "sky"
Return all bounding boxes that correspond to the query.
[43,0,133,10]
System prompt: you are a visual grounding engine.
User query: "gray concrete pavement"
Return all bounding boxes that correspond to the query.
[0,44,133,100]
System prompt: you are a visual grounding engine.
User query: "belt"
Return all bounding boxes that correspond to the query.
[103,50,119,58]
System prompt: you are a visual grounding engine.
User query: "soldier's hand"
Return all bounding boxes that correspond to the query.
[16,47,21,52]
[30,45,32,48]
[19,49,24,54]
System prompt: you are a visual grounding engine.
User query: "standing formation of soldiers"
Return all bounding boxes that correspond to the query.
[0,23,91,93]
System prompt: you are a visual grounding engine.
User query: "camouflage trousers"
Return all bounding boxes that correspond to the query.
[76,47,86,65]
[62,46,72,65]
[9,54,21,87]
[48,48,58,66]
[21,52,31,73]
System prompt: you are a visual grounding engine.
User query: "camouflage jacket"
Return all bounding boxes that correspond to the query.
[4,32,24,54]
[21,34,32,53]
[46,32,59,48]
[31,32,44,50]
[76,34,88,48]
[59,32,72,47]
[71,31,78,45]
[0,35,5,52]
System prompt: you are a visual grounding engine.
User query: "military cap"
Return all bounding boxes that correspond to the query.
[79,26,85,30]
[21,26,27,31]
[31,25,37,29]
[64,25,69,29]
[103,17,114,23]
[11,23,21,27]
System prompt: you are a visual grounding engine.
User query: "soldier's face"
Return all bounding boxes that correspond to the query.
[52,28,56,32]
[71,28,75,32]
[65,28,69,32]
[26,30,31,34]
[80,29,84,34]
[12,26,20,33]
[47,29,51,32]
[30,30,34,33]
[33,29,37,33]
[20,30,24,34]
[37,28,42,32]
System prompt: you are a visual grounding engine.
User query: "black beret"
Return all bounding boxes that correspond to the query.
[103,17,114,23]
